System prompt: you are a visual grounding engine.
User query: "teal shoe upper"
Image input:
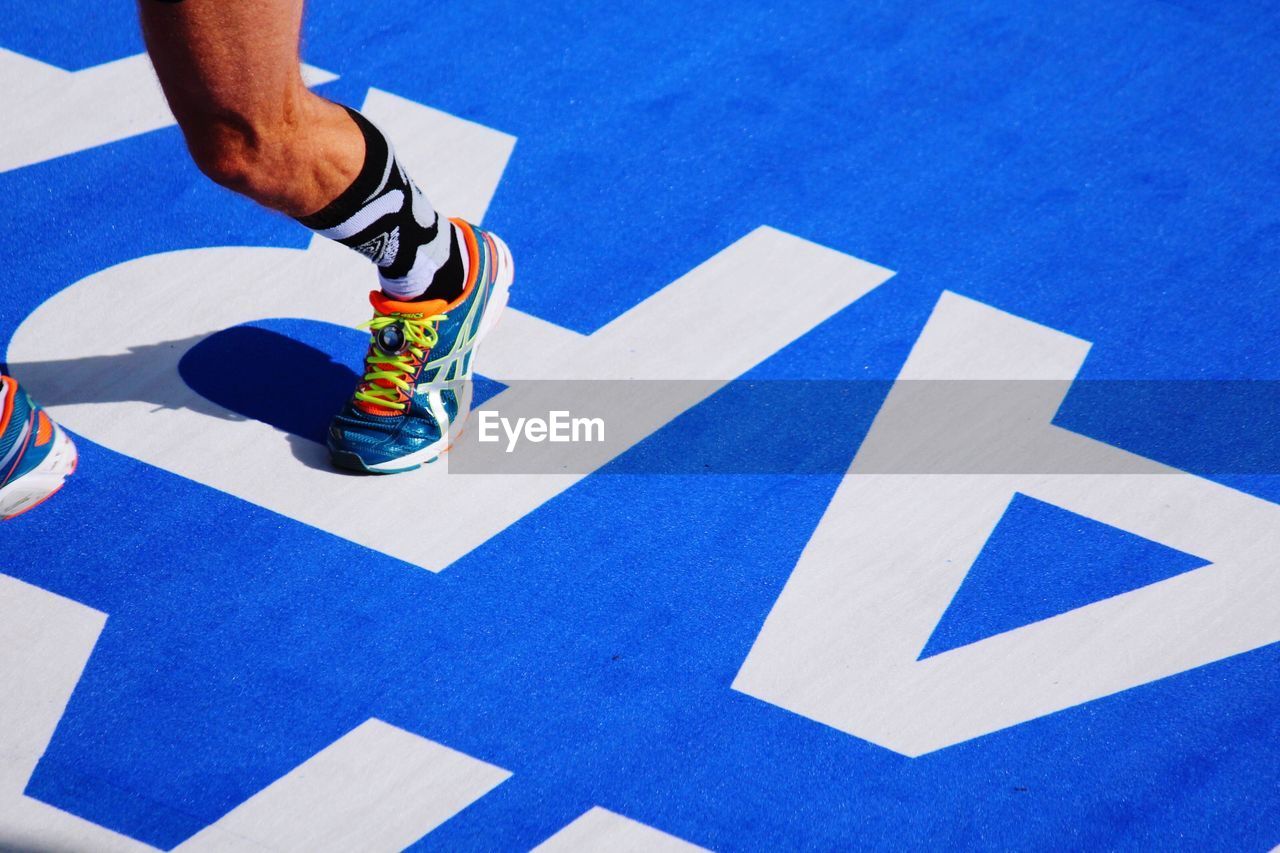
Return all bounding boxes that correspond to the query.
[0,377,54,488]
[328,220,507,473]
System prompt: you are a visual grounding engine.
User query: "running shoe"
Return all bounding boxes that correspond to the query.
[328,218,513,473]
[0,376,77,520]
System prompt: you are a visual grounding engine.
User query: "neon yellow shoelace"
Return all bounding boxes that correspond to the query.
[354,311,447,411]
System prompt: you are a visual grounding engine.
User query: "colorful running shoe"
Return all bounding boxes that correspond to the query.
[0,376,77,520]
[327,218,513,473]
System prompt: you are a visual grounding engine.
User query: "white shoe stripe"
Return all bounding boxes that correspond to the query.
[0,416,31,477]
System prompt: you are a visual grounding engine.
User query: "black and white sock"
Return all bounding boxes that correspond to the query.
[296,107,467,303]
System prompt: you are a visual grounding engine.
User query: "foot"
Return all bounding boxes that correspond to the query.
[0,376,77,520]
[328,219,513,473]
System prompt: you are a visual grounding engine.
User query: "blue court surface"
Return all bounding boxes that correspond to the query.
[3,1,1280,849]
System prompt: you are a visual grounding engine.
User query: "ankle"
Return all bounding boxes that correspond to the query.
[409,223,468,303]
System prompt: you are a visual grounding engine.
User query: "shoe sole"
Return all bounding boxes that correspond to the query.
[335,233,514,475]
[0,423,78,520]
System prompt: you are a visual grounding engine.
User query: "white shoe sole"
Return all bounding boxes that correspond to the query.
[0,423,77,520]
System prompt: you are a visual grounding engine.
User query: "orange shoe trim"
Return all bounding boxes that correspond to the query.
[34,410,53,446]
[0,376,16,437]
[448,218,483,309]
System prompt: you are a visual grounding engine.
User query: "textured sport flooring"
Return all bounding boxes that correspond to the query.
[2,1,1279,849]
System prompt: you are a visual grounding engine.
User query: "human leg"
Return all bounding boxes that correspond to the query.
[138,0,360,216]
[138,0,514,472]
[139,0,462,299]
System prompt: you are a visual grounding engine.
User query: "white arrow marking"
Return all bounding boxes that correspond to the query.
[176,719,509,852]
[735,291,1280,756]
[535,807,709,853]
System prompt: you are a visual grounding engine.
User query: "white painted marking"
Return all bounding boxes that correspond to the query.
[0,573,157,851]
[0,48,336,172]
[734,291,1280,756]
[11,227,888,572]
[359,88,518,224]
[0,574,509,848]
[176,719,509,852]
[8,83,891,572]
[535,807,709,853]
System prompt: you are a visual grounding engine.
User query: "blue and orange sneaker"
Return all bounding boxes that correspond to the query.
[0,375,77,520]
[327,218,513,473]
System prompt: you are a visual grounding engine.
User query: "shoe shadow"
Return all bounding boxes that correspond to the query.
[9,321,367,473]
[9,319,508,475]
[178,325,361,445]
[182,324,371,474]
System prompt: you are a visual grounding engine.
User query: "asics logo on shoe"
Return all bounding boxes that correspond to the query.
[0,419,30,476]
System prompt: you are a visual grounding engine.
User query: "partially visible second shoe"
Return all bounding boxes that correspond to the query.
[0,375,77,520]
[328,218,514,473]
